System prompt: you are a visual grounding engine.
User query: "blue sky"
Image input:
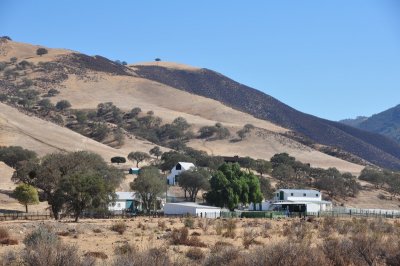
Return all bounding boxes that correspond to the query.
[1,1,399,120]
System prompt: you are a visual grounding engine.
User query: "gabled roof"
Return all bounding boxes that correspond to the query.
[177,162,195,170]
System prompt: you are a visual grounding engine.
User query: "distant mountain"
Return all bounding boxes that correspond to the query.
[134,65,400,170]
[340,116,368,127]
[352,105,400,144]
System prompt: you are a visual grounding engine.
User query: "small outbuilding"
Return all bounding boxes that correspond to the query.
[164,202,221,218]
[129,167,140,175]
[108,192,142,213]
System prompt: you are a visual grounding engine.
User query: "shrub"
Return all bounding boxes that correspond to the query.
[205,246,240,266]
[186,247,205,261]
[242,229,261,249]
[111,221,127,235]
[92,228,102,233]
[46,88,60,97]
[85,251,108,260]
[24,225,58,248]
[170,227,206,247]
[0,238,18,245]
[36,48,48,56]
[55,100,71,110]
[184,216,195,229]
[114,243,134,255]
[222,219,236,238]
[0,227,10,240]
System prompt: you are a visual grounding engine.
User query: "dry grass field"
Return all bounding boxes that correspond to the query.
[0,216,400,265]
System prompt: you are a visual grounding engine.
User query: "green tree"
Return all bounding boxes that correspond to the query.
[55,100,71,110]
[236,129,247,140]
[254,159,272,177]
[13,151,123,220]
[205,163,262,211]
[271,164,295,181]
[75,110,87,124]
[130,166,165,213]
[128,151,150,167]
[38,98,54,112]
[179,168,210,201]
[111,156,126,165]
[172,117,190,131]
[36,48,48,56]
[259,177,274,200]
[13,184,39,213]
[270,153,296,168]
[149,146,162,159]
[60,173,114,222]
[0,146,37,168]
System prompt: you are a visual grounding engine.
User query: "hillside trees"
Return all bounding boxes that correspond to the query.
[13,151,123,220]
[130,166,165,213]
[0,146,37,168]
[55,100,71,110]
[179,168,210,202]
[205,163,262,210]
[111,156,126,165]
[149,146,162,159]
[198,123,230,140]
[128,151,150,167]
[36,48,48,56]
[13,184,39,213]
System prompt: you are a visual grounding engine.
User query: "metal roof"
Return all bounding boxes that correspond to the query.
[165,202,220,209]
[277,189,321,194]
[272,200,331,205]
[177,162,195,170]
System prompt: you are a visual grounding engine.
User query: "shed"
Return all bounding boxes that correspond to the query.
[164,202,221,218]
[108,192,142,213]
[129,167,140,175]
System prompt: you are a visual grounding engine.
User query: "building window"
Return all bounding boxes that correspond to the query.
[316,194,319,197]
[290,193,293,196]
[117,203,121,207]
[276,193,279,197]
[303,193,306,197]
[176,164,182,170]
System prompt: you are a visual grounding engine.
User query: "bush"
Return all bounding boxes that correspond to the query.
[55,100,71,110]
[46,89,60,97]
[84,251,108,260]
[186,247,205,261]
[111,221,127,235]
[170,227,206,247]
[242,229,261,249]
[0,227,10,240]
[36,48,48,56]
[205,246,240,266]
[0,238,18,245]
[222,219,236,238]
[184,216,195,229]
[0,146,37,168]
[24,225,58,248]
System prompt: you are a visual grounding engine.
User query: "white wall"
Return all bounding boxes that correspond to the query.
[166,165,194,185]
[164,204,221,218]
[108,200,126,211]
[274,190,322,202]
[306,203,321,213]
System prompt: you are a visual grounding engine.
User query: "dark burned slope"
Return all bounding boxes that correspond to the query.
[134,65,400,170]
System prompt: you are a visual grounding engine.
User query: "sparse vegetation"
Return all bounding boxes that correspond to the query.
[111,221,127,235]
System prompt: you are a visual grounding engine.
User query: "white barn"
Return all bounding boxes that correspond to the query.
[166,162,195,185]
[164,202,221,218]
[250,189,332,213]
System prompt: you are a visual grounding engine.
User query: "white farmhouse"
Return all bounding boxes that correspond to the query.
[164,202,221,218]
[166,162,195,185]
[250,189,332,213]
[108,192,142,213]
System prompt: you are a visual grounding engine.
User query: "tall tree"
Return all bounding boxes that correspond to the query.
[13,184,39,213]
[13,151,123,220]
[130,166,165,213]
[205,163,262,211]
[60,173,114,222]
[254,159,272,177]
[149,146,163,159]
[179,168,210,201]
[128,151,150,167]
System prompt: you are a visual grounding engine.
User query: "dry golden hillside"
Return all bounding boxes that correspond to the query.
[0,39,364,174]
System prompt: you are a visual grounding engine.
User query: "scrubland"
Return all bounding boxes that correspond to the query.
[0,216,400,265]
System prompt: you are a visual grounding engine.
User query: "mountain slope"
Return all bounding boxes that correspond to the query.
[356,105,400,144]
[340,116,368,128]
[0,39,365,173]
[134,64,400,170]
